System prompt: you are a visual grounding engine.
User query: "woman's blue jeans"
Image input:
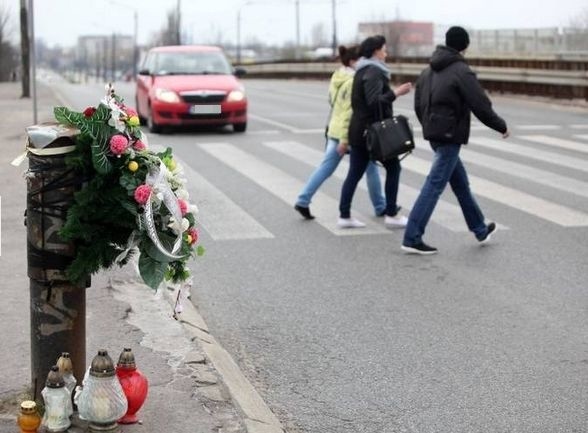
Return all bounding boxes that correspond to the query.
[339,144,401,219]
[403,143,487,246]
[296,137,386,215]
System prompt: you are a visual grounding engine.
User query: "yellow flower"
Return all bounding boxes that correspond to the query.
[186,234,193,244]
[127,116,140,126]
[128,161,139,172]
[164,158,177,171]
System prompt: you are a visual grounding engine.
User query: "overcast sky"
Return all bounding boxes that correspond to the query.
[1,0,586,47]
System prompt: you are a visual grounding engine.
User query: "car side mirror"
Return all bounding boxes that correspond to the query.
[138,68,151,76]
[234,67,246,78]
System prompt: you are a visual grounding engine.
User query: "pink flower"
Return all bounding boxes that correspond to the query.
[186,227,198,245]
[133,139,146,151]
[134,184,152,205]
[109,134,129,155]
[178,199,188,216]
[125,107,138,117]
[83,106,96,117]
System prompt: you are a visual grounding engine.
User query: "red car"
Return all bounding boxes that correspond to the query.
[136,45,247,133]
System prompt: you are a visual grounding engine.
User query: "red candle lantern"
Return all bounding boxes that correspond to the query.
[116,348,148,424]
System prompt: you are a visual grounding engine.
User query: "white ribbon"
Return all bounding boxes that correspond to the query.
[143,163,187,260]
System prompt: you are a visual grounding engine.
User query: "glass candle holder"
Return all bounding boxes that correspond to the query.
[75,350,128,431]
[116,348,148,424]
[17,401,41,433]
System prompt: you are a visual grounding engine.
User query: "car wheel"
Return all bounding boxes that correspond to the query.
[147,104,162,133]
[233,122,247,133]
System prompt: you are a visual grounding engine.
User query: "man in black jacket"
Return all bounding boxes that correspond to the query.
[401,26,510,255]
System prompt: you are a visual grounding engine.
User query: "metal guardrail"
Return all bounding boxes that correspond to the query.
[242,62,588,100]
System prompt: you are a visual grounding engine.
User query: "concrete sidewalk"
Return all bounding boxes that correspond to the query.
[0,81,245,433]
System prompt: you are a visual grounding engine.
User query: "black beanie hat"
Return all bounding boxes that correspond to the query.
[445,26,470,52]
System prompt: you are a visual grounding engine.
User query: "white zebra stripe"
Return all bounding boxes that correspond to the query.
[519,135,588,154]
[198,143,391,236]
[179,156,274,241]
[469,137,588,173]
[402,156,588,227]
[262,140,487,232]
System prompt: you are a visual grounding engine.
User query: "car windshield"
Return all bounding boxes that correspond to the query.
[152,51,232,75]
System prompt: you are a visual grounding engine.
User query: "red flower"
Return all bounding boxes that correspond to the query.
[133,139,146,151]
[109,134,129,155]
[134,184,152,205]
[83,107,96,117]
[178,199,188,216]
[186,227,198,245]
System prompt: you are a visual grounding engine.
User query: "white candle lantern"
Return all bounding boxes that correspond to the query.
[75,350,128,431]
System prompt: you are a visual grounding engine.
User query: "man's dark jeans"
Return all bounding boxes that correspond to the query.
[403,143,487,246]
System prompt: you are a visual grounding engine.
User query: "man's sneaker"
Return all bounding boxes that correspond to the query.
[385,215,408,228]
[294,205,314,220]
[401,242,438,255]
[337,217,366,229]
[478,222,497,245]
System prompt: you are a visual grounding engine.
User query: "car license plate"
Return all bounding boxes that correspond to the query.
[189,105,221,114]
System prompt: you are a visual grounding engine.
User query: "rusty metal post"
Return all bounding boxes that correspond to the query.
[25,134,87,402]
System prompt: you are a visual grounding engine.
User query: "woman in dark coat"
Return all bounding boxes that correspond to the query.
[337,35,413,228]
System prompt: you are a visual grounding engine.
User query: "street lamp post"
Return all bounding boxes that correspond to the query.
[295,0,300,59]
[331,0,337,56]
[236,1,254,65]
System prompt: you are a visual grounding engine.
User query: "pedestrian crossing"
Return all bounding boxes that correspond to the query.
[179,131,588,241]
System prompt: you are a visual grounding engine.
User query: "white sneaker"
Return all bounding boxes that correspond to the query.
[385,215,408,228]
[337,217,366,229]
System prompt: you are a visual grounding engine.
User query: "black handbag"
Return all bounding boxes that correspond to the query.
[366,105,415,162]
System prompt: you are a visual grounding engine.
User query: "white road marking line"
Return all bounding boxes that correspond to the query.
[403,156,588,227]
[245,130,281,135]
[519,135,588,154]
[263,141,499,232]
[248,113,324,134]
[573,134,588,141]
[458,145,588,199]
[516,125,561,130]
[177,154,275,241]
[570,124,588,129]
[198,143,390,236]
[469,137,588,173]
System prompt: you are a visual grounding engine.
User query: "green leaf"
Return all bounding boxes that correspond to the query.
[54,106,84,126]
[196,245,205,256]
[144,233,178,263]
[138,253,167,290]
[91,127,113,174]
[120,173,141,192]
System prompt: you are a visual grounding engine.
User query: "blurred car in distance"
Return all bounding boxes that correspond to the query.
[136,45,247,133]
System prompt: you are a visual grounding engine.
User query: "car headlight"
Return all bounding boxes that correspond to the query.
[227,90,246,102]
[155,88,180,103]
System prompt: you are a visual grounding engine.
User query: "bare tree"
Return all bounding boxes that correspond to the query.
[569,7,588,30]
[19,0,30,96]
[149,8,181,47]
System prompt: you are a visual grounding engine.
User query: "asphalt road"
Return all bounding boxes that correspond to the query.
[47,74,588,433]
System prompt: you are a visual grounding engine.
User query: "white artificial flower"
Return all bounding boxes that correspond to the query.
[175,188,190,200]
[181,218,190,232]
[167,216,182,235]
[189,204,199,216]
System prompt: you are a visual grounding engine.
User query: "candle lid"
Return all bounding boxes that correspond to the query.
[117,348,136,368]
[20,400,37,414]
[46,366,65,388]
[56,352,73,374]
[90,350,115,377]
